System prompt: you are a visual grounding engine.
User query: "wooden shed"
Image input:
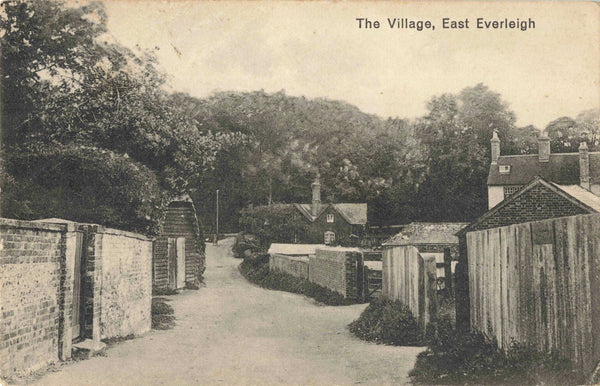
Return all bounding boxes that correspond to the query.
[153,195,205,290]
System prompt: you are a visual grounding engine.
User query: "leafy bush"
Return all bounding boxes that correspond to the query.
[239,204,310,248]
[348,298,422,346]
[239,252,357,306]
[410,329,584,385]
[3,144,169,235]
[151,297,175,330]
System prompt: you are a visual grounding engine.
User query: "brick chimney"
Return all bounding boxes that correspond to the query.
[491,130,500,164]
[579,141,590,190]
[311,174,321,217]
[538,131,550,163]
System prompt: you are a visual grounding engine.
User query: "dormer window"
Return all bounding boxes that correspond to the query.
[327,214,335,223]
[499,165,511,174]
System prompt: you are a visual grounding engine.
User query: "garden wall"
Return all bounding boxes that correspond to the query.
[269,253,309,279]
[0,219,78,377]
[309,248,364,300]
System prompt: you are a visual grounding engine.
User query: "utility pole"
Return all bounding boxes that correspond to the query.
[214,189,219,245]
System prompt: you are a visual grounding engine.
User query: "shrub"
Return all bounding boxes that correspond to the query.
[348,298,422,346]
[409,329,584,385]
[151,297,176,330]
[239,252,357,306]
[4,144,168,235]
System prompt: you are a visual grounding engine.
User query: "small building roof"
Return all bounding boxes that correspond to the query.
[383,222,469,246]
[487,152,600,186]
[268,243,325,255]
[555,184,600,212]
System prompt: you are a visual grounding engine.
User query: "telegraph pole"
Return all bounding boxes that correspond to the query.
[214,189,219,245]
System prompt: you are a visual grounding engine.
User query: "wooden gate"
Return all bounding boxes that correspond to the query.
[168,237,186,289]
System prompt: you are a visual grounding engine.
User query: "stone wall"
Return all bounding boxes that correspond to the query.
[99,228,152,339]
[308,248,364,299]
[0,219,77,377]
[269,254,309,279]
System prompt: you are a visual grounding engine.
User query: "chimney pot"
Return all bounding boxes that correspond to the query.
[491,130,500,165]
[579,141,590,190]
[538,132,550,163]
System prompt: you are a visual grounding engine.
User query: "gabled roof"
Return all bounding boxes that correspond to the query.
[294,203,367,225]
[383,222,469,246]
[332,203,367,225]
[487,152,600,186]
[457,176,600,236]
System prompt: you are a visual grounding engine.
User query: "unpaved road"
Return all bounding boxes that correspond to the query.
[34,238,423,385]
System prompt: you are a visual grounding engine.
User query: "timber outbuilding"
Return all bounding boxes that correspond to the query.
[153,195,205,290]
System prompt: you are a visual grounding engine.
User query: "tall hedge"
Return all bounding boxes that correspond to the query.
[2,144,168,235]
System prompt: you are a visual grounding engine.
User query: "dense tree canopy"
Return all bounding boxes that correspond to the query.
[3,0,594,235]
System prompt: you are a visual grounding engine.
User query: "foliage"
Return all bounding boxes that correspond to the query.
[1,0,244,229]
[3,143,167,235]
[348,298,422,346]
[546,109,600,153]
[239,252,358,306]
[409,329,583,385]
[151,297,176,330]
[239,204,310,248]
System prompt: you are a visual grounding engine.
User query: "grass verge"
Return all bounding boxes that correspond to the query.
[152,297,176,330]
[239,252,359,306]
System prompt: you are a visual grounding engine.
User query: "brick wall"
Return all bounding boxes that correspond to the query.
[0,219,76,377]
[471,183,589,232]
[269,254,309,279]
[308,248,364,299]
[98,229,152,339]
[1,218,153,377]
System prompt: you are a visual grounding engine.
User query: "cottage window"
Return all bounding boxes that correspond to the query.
[327,213,335,223]
[324,231,335,245]
[503,186,520,197]
[499,165,511,174]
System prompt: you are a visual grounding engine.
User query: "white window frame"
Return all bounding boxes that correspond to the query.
[326,213,335,223]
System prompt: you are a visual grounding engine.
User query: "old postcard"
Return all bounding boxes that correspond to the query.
[1,1,599,385]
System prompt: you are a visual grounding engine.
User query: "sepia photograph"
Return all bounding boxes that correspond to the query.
[1,0,599,384]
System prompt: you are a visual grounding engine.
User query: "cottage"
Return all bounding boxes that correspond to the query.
[454,133,600,331]
[153,196,205,290]
[286,175,367,245]
[487,130,600,209]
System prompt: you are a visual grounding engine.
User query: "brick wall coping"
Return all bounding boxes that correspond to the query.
[0,217,67,232]
[33,218,151,241]
[382,242,458,249]
[270,253,309,263]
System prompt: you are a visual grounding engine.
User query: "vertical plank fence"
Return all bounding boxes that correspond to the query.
[382,245,437,331]
[467,213,600,376]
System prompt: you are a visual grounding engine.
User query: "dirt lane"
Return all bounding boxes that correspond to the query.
[34,238,423,385]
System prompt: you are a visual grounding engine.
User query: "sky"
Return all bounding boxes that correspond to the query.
[102,1,599,129]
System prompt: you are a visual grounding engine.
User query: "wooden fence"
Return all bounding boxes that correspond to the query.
[466,213,600,375]
[382,245,437,330]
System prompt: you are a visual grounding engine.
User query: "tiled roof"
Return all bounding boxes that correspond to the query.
[295,203,367,224]
[332,203,368,225]
[487,152,600,186]
[383,222,469,246]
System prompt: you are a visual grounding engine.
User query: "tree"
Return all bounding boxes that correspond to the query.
[546,109,600,152]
